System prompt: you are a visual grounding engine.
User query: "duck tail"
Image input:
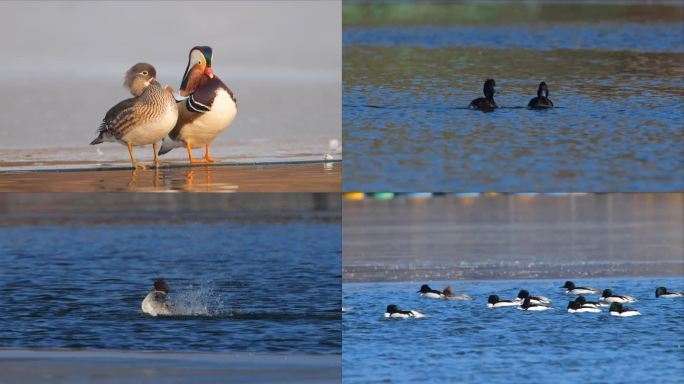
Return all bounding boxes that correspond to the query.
[89,134,104,145]
[158,136,183,156]
[90,122,111,145]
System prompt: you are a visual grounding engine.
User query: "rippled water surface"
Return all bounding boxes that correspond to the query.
[343,3,684,191]
[343,277,684,383]
[0,206,341,353]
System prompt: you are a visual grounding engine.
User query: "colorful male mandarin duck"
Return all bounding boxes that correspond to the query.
[90,63,178,169]
[158,46,237,163]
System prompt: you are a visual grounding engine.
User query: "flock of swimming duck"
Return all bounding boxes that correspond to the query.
[384,281,683,319]
[469,79,553,112]
[90,45,237,169]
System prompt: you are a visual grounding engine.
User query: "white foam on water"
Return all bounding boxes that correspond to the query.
[168,284,225,316]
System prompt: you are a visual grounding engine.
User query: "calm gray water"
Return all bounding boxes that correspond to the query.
[344,193,684,282]
[343,3,684,191]
[343,277,684,384]
[0,203,341,354]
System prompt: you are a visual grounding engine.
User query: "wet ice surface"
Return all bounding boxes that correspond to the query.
[343,4,684,191]
[0,206,341,353]
[0,349,340,384]
[0,139,341,171]
[343,277,684,384]
[0,162,341,193]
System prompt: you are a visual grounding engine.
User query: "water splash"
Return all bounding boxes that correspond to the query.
[168,284,224,316]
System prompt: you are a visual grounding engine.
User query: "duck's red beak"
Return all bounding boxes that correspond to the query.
[204,67,214,79]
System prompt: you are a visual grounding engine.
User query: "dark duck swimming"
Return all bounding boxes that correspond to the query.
[469,79,497,112]
[528,81,554,109]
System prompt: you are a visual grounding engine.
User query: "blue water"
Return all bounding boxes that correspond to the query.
[0,215,341,354]
[343,278,684,383]
[344,23,684,52]
[343,23,684,191]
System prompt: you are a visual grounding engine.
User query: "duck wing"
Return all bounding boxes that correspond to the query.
[98,97,140,137]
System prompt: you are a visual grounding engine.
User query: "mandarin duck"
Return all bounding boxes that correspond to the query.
[158,46,237,163]
[90,63,178,169]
